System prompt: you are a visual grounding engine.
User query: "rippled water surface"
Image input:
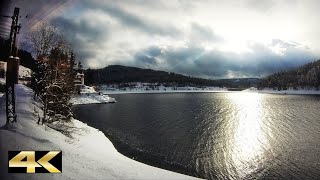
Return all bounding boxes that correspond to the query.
[72,93,320,179]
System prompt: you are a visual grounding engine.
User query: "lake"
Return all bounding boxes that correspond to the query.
[72,92,320,179]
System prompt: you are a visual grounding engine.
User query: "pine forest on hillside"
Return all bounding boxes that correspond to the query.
[258,60,320,90]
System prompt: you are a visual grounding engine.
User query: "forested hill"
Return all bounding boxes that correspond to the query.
[85,65,221,86]
[84,65,260,88]
[258,59,320,90]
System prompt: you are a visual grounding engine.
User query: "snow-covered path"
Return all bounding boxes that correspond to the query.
[0,85,199,180]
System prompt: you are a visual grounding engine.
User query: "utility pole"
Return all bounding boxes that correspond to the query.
[5,7,21,125]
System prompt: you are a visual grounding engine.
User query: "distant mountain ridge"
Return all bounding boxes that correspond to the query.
[258,59,320,90]
[84,65,260,88]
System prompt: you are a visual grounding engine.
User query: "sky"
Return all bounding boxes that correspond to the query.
[2,0,320,79]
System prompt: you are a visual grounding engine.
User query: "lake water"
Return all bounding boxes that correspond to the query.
[72,92,320,179]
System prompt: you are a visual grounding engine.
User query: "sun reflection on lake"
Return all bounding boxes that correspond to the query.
[226,92,270,178]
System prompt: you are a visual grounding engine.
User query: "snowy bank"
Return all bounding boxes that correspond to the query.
[70,94,116,105]
[244,87,320,95]
[101,86,229,95]
[0,85,199,180]
[70,86,116,105]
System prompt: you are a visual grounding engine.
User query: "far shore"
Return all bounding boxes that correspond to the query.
[101,89,232,95]
[244,87,320,95]
[101,88,320,95]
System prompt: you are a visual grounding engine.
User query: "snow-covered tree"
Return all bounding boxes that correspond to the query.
[29,25,59,99]
[42,46,75,123]
[28,25,77,128]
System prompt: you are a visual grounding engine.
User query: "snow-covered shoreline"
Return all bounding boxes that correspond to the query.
[101,86,229,95]
[0,85,199,180]
[70,86,117,105]
[70,94,116,105]
[244,87,320,95]
[103,90,230,95]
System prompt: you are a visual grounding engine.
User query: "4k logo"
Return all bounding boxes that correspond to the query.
[8,151,62,173]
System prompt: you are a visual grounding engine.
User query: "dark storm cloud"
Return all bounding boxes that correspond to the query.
[3,0,72,33]
[133,46,162,68]
[81,1,181,37]
[1,0,73,47]
[146,46,162,57]
[135,53,158,66]
[33,0,319,78]
[51,16,108,43]
[50,16,109,67]
[133,40,316,79]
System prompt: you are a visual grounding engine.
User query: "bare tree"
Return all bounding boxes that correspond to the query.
[28,24,77,136]
[28,25,60,58]
[29,25,59,99]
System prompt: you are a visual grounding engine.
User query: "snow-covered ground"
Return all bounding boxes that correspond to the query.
[244,87,320,95]
[70,86,116,105]
[70,94,116,105]
[70,94,103,105]
[0,85,199,180]
[0,61,32,78]
[101,86,229,95]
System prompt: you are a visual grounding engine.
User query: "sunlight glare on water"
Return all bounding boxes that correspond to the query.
[226,92,270,178]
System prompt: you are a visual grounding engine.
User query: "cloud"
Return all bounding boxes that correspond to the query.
[24,0,319,79]
[52,17,109,44]
[145,46,162,57]
[131,39,316,79]
[81,1,181,37]
[246,0,275,12]
[49,13,112,67]
[190,23,224,43]
[135,53,159,67]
